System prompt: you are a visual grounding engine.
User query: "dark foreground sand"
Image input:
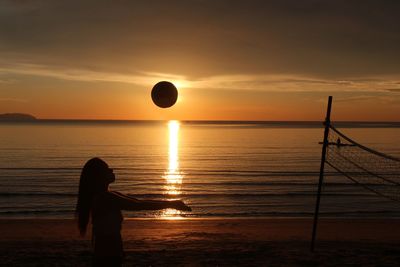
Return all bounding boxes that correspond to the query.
[1,218,400,266]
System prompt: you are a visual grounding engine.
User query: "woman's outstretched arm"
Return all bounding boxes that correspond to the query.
[109,191,191,211]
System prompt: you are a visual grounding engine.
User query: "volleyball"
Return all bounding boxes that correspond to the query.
[151,81,178,108]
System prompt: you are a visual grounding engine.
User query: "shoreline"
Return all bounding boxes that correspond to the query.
[2,216,400,221]
[2,218,400,266]
[2,217,400,241]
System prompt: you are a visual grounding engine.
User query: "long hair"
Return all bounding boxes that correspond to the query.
[75,157,109,236]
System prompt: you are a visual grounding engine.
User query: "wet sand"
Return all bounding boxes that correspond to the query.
[1,218,400,266]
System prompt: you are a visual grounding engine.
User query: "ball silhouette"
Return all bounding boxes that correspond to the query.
[151,81,178,108]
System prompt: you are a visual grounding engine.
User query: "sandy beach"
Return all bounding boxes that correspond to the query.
[1,218,399,266]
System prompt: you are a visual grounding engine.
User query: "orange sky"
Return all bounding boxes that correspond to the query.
[0,1,399,121]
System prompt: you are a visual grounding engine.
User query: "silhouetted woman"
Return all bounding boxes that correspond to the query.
[76,157,191,266]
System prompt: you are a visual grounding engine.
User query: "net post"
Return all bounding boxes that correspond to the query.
[311,95,332,252]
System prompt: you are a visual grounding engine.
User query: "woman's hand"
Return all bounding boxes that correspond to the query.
[171,200,192,211]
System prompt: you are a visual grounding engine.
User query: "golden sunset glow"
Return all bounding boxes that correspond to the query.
[0,2,399,121]
[1,3,400,266]
[161,120,184,219]
[167,120,180,176]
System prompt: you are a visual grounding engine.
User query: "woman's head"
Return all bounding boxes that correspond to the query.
[75,157,115,236]
[80,157,115,189]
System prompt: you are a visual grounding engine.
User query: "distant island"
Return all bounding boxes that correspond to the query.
[0,113,37,121]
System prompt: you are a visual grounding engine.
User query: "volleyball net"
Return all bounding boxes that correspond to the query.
[311,96,399,251]
[325,125,400,202]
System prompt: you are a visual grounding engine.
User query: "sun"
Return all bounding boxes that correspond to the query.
[173,79,190,90]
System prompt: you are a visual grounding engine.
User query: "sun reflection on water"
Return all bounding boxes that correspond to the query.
[160,120,184,219]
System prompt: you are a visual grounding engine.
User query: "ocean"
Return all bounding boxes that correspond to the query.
[0,120,399,219]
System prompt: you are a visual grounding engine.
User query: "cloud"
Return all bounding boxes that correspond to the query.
[0,76,15,84]
[1,62,400,93]
[334,95,378,103]
[0,63,186,87]
[0,79,13,84]
[0,97,28,103]
[1,1,400,79]
[191,75,400,93]
[386,89,400,93]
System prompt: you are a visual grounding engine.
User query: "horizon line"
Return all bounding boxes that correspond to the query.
[1,118,400,124]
